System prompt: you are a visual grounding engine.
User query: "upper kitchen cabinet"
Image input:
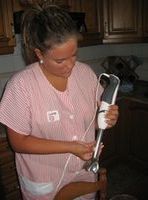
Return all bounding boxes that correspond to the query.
[18,0,102,46]
[46,0,102,46]
[67,0,102,46]
[103,0,143,43]
[143,0,148,40]
[0,0,15,54]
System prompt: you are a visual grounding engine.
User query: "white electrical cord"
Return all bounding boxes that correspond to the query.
[55,74,103,192]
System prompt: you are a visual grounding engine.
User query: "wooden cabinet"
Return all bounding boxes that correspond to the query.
[128,100,148,165]
[68,0,102,46]
[0,137,22,200]
[103,0,143,43]
[16,0,102,46]
[58,0,148,44]
[4,0,148,53]
[100,97,148,169]
[143,0,148,40]
[0,0,15,54]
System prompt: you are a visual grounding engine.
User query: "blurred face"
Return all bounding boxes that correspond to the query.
[36,38,78,79]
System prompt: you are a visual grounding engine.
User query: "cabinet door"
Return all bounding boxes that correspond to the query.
[52,0,69,9]
[17,0,102,46]
[0,0,15,54]
[100,98,148,169]
[68,0,100,32]
[143,0,148,40]
[68,0,102,46]
[128,100,148,166]
[103,0,143,43]
[0,138,22,200]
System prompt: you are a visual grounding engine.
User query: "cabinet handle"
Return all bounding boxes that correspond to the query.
[10,23,15,38]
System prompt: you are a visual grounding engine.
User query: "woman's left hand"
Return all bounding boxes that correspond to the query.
[105,104,119,128]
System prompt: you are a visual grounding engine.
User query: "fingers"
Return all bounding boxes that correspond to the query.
[74,140,104,161]
[75,137,105,159]
[105,105,119,128]
[85,142,104,160]
[84,152,93,160]
[106,105,119,118]
[76,141,95,151]
[86,141,96,148]
[98,143,104,155]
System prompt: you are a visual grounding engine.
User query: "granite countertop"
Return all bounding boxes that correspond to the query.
[117,80,148,103]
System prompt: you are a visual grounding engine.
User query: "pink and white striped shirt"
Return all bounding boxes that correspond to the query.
[0,61,103,199]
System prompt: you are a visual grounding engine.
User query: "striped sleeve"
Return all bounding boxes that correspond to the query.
[0,74,31,135]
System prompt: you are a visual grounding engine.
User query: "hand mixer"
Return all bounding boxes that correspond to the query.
[86,73,120,174]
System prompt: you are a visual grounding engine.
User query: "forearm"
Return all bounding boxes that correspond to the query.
[7,128,73,154]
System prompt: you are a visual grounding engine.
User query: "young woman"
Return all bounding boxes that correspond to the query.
[0,3,118,200]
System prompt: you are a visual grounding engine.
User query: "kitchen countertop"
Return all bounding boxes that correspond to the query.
[117,80,148,103]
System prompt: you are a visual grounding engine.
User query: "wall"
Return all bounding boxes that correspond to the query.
[0,35,25,97]
[78,43,148,79]
[0,34,148,97]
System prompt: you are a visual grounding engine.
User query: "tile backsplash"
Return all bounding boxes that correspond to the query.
[78,44,148,80]
[0,34,148,98]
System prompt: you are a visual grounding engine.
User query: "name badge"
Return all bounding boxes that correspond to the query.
[47,110,60,122]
